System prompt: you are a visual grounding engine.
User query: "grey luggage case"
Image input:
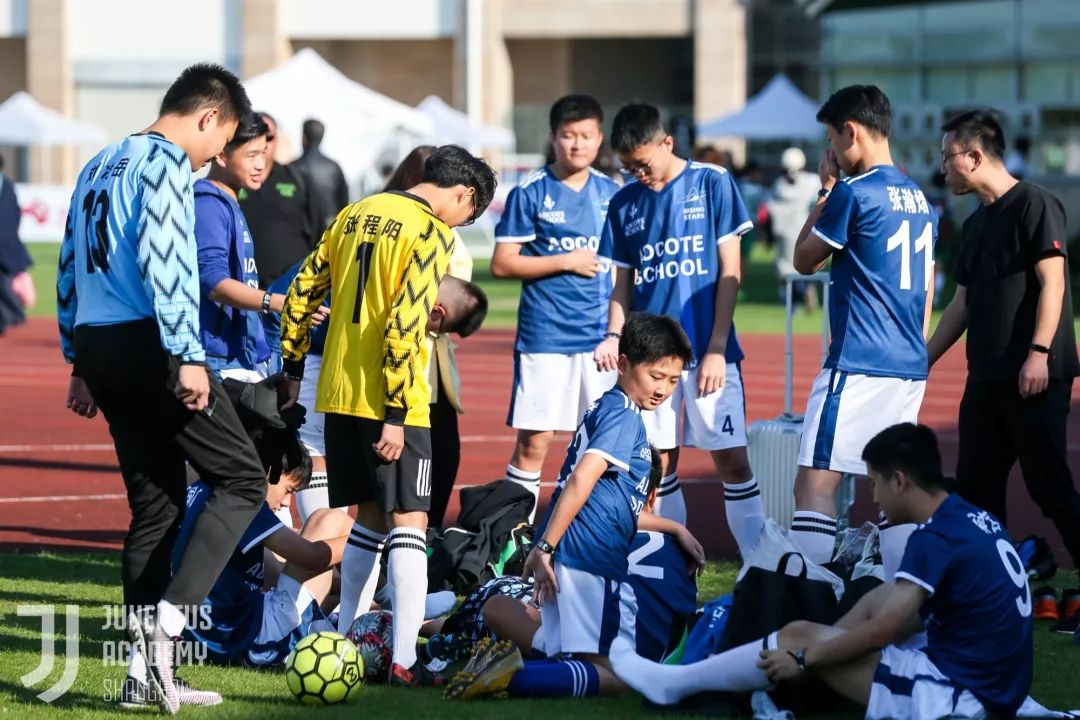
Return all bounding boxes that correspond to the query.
[747,273,855,529]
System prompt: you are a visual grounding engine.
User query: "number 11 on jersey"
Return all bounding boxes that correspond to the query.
[886,219,933,292]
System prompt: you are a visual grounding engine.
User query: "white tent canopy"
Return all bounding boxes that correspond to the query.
[697,74,822,140]
[0,91,105,146]
[244,48,434,192]
[416,95,515,152]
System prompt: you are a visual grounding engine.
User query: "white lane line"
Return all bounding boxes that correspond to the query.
[0,443,116,453]
[0,493,127,504]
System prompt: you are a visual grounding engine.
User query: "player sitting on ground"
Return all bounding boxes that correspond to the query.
[492,95,621,522]
[445,442,703,700]
[444,313,697,698]
[610,423,1034,720]
[594,104,764,552]
[279,144,496,687]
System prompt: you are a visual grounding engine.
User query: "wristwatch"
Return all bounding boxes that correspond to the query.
[536,539,556,554]
[1029,343,1050,354]
[817,187,831,199]
[604,332,622,340]
[260,290,273,314]
[788,649,808,670]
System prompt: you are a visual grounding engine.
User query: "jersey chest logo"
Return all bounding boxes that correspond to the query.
[538,193,566,224]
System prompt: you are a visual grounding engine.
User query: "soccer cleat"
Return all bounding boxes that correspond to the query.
[126,611,179,715]
[443,639,523,700]
[1033,586,1059,621]
[1059,588,1080,620]
[1054,608,1080,636]
[389,659,446,688]
[119,675,223,709]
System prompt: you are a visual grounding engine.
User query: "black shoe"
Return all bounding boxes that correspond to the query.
[1054,608,1080,635]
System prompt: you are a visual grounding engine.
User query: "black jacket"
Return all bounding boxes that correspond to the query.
[427,480,534,594]
[0,175,30,275]
[291,147,349,238]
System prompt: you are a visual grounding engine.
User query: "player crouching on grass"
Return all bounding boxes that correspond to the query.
[444,313,704,700]
[608,423,1037,720]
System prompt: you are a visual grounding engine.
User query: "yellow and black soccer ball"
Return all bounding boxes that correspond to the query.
[284,631,363,706]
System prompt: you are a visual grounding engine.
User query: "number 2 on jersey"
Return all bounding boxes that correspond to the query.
[885,219,932,291]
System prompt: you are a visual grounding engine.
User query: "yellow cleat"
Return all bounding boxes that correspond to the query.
[443,639,523,700]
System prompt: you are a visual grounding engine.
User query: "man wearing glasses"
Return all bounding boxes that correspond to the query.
[929,110,1080,609]
[492,95,621,522]
[594,104,764,554]
[278,144,496,687]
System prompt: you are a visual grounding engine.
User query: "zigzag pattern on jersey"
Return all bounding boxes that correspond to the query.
[383,221,455,407]
[135,143,204,362]
[280,240,333,362]
[56,207,78,363]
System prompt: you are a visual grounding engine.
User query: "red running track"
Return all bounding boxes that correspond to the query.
[1,317,1077,566]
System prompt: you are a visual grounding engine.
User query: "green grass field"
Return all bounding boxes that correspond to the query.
[1,551,1077,718]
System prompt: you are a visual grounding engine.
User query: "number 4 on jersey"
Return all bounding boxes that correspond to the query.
[886,219,933,291]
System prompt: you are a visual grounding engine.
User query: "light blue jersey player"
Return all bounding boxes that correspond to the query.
[788,86,939,572]
[492,95,621,522]
[595,104,763,555]
[610,424,1036,720]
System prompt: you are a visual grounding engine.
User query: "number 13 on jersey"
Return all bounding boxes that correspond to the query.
[886,219,933,292]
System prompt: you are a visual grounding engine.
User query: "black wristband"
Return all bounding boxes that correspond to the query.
[1029,343,1050,354]
[261,291,272,314]
[281,358,305,381]
[536,539,556,554]
[604,332,621,339]
[383,406,406,426]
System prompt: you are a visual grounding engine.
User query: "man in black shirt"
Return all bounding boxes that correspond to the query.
[238,112,320,287]
[291,118,349,238]
[928,110,1080,586]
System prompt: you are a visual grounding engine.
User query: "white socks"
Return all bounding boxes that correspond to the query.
[724,477,765,555]
[610,633,777,705]
[155,599,186,638]
[336,523,385,634]
[653,473,686,524]
[790,511,837,565]
[506,464,541,524]
[387,528,428,670]
[878,519,915,583]
[295,471,330,524]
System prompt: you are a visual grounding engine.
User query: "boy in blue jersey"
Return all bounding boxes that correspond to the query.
[445,314,699,698]
[492,95,621,521]
[595,104,764,552]
[612,423,1035,720]
[57,64,267,714]
[787,86,937,574]
[446,444,702,700]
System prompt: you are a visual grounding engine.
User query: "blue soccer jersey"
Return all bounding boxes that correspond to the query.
[895,494,1033,718]
[173,482,285,662]
[811,165,938,379]
[600,162,752,365]
[536,386,652,580]
[495,167,619,354]
[626,531,698,662]
[57,132,204,364]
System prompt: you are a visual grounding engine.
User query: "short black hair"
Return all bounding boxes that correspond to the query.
[550,95,604,134]
[422,145,498,219]
[611,104,665,155]
[439,276,489,338]
[647,445,663,495]
[302,118,325,147]
[816,85,891,138]
[941,109,1006,161]
[281,441,313,488]
[862,423,945,491]
[619,313,693,366]
[224,112,269,153]
[159,63,251,124]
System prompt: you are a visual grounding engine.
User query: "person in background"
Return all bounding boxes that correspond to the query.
[0,154,34,333]
[736,160,766,262]
[384,145,475,529]
[292,118,350,238]
[238,112,320,288]
[1004,135,1032,180]
[766,147,821,311]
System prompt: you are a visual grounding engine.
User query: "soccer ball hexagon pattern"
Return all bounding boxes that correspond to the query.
[284,631,364,705]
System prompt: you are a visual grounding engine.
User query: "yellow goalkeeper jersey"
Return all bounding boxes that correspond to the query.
[280,190,456,427]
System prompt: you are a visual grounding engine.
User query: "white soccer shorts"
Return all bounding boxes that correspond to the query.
[797,369,925,475]
[641,362,747,451]
[298,353,325,457]
[867,645,986,720]
[530,563,637,657]
[247,574,332,666]
[508,351,617,433]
